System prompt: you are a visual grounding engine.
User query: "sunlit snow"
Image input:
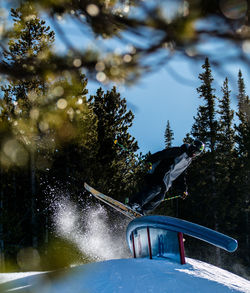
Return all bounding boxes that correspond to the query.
[0,258,249,293]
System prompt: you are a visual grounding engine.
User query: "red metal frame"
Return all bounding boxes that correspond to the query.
[131,228,186,264]
[132,232,136,258]
[178,232,186,265]
[147,227,153,259]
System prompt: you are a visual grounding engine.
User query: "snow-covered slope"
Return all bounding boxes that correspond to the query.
[0,258,249,293]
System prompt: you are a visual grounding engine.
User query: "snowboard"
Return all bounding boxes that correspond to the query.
[84,182,142,219]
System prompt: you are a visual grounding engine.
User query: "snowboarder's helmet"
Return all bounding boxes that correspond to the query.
[188,140,205,157]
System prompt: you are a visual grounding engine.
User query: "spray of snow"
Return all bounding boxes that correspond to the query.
[52,196,130,261]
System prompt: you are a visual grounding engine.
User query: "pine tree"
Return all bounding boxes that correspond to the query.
[235,70,250,156]
[88,86,140,200]
[216,78,236,235]
[181,58,222,264]
[0,6,98,264]
[218,78,234,154]
[217,77,235,188]
[234,70,250,265]
[0,6,56,249]
[164,120,174,148]
[190,58,219,203]
[191,57,218,150]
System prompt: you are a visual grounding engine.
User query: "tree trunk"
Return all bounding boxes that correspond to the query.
[30,150,38,248]
[211,163,221,266]
[246,198,249,263]
[0,166,5,271]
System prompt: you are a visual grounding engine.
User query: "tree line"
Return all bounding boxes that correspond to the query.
[163,58,249,277]
[0,8,249,278]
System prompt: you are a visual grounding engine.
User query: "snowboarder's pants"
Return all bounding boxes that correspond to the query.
[130,183,166,214]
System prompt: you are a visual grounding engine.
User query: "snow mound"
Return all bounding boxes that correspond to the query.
[0,258,249,293]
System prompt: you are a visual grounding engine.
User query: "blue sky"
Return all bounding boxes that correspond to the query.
[93,63,201,154]
[87,58,248,155]
[33,10,250,155]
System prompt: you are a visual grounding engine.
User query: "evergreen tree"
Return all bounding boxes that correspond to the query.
[191,57,218,150]
[190,58,219,208]
[216,78,237,235]
[164,120,174,148]
[88,86,140,200]
[181,58,221,264]
[0,6,56,250]
[0,6,98,266]
[218,78,234,153]
[235,70,250,156]
[217,77,235,184]
[234,70,250,265]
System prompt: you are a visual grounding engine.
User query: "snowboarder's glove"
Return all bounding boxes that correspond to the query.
[182,191,188,200]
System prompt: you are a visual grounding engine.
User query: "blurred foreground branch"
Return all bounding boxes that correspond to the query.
[0,0,249,84]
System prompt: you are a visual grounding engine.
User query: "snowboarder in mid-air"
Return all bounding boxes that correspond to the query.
[128,140,205,215]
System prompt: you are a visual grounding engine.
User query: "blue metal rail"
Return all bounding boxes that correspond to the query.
[126,215,238,253]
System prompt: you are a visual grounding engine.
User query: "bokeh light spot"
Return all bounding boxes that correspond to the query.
[95,61,105,71]
[220,0,247,20]
[123,54,132,63]
[3,139,28,166]
[242,40,250,53]
[73,58,82,67]
[17,247,41,271]
[30,108,40,120]
[39,121,49,132]
[57,98,68,109]
[53,86,64,97]
[86,4,100,17]
[96,72,106,82]
[77,98,83,105]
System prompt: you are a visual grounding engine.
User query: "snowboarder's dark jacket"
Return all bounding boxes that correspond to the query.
[145,144,192,193]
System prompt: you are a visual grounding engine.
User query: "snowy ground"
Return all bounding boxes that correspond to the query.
[2,198,248,292]
[0,258,249,293]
